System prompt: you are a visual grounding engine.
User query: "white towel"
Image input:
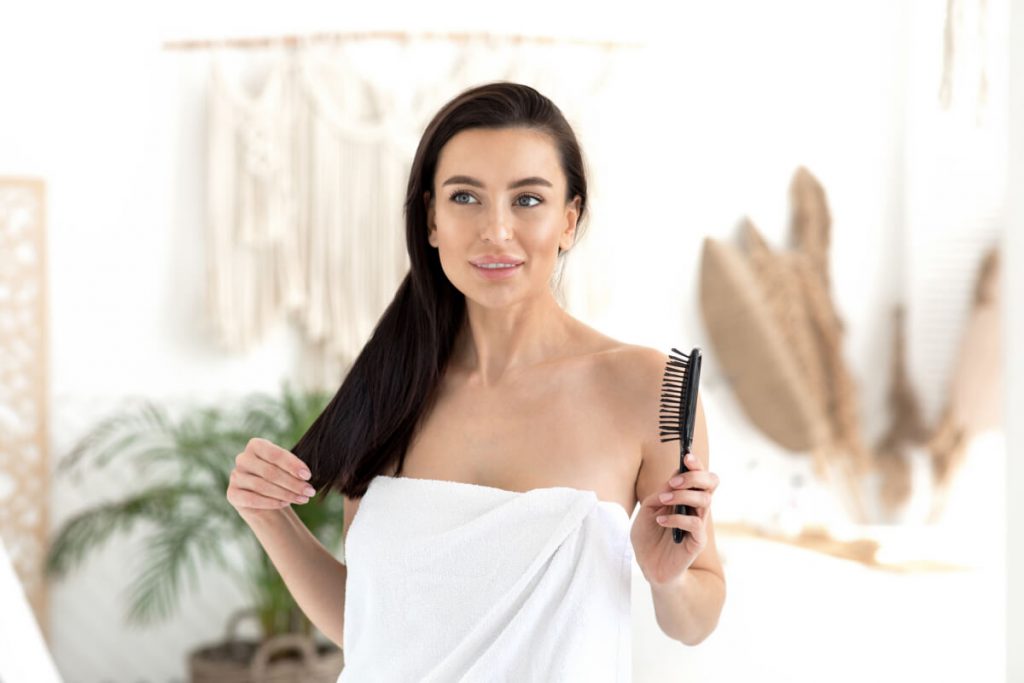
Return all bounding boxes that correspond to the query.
[339,474,633,682]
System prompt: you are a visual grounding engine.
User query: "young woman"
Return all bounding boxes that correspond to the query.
[227,81,724,680]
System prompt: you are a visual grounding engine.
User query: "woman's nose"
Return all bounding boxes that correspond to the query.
[481,205,513,242]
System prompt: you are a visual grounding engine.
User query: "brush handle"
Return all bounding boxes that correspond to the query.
[673,448,696,544]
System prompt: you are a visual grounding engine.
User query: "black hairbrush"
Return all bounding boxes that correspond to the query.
[658,346,703,544]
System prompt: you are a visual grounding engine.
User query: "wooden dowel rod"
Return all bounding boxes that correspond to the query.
[162,30,643,51]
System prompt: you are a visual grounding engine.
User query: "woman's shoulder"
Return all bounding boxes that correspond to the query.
[599,344,669,402]
[572,324,667,404]
[570,320,663,374]
[580,335,673,477]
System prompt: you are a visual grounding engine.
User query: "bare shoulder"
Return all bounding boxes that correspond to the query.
[563,316,662,418]
[602,343,706,466]
[590,342,671,428]
[568,320,661,383]
[601,344,670,402]
[584,339,672,460]
[595,343,702,485]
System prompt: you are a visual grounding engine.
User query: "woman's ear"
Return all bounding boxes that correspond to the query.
[424,191,438,247]
[559,195,581,252]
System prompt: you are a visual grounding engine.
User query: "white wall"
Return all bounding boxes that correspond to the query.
[0,1,1015,681]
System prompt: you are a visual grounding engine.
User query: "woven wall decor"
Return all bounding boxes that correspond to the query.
[874,306,930,512]
[699,166,1003,525]
[0,177,50,637]
[699,167,878,523]
[698,234,831,453]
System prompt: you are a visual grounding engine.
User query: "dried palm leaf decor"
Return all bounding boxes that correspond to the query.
[700,167,870,522]
[874,306,930,512]
[699,166,1001,525]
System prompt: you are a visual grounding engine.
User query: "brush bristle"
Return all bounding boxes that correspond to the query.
[659,347,693,442]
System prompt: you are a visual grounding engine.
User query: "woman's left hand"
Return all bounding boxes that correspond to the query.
[630,451,720,587]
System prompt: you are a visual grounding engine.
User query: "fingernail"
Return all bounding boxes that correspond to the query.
[299,470,311,480]
[659,492,673,502]
[670,475,683,487]
[303,486,316,497]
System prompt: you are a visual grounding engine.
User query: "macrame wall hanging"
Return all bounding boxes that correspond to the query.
[0,178,50,637]
[168,32,629,389]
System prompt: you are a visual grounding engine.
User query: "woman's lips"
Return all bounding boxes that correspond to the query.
[471,262,523,280]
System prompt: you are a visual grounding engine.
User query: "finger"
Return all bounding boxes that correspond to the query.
[231,471,312,505]
[228,487,294,510]
[668,471,717,491]
[656,513,706,543]
[657,488,710,509]
[234,452,314,500]
[659,511,708,544]
[642,488,674,509]
[232,470,312,505]
[683,451,705,471]
[238,454,316,498]
[248,438,312,480]
[642,487,700,510]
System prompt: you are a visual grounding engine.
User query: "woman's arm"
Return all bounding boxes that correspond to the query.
[629,347,726,645]
[241,502,354,648]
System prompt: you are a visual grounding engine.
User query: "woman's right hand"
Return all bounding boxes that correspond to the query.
[227,437,317,518]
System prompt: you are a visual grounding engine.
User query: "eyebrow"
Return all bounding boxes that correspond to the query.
[441,175,553,190]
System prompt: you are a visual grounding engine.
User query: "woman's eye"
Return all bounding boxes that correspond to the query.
[450,191,476,205]
[516,194,542,208]
[448,191,542,208]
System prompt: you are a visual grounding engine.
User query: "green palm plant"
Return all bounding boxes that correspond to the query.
[44,380,343,640]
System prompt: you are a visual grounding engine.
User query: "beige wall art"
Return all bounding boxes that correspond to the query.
[699,166,1002,528]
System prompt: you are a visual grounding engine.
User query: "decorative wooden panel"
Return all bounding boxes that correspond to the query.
[0,177,50,638]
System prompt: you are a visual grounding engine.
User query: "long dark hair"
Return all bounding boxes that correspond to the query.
[291,81,590,498]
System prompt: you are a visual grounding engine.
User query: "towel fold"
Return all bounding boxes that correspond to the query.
[339,474,633,682]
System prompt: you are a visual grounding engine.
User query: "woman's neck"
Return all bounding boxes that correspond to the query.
[451,295,575,388]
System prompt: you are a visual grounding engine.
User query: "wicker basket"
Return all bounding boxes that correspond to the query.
[189,607,345,683]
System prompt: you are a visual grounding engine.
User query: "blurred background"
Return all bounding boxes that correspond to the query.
[1,0,1022,681]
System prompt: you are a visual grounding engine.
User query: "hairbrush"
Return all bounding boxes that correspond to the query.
[658,346,703,544]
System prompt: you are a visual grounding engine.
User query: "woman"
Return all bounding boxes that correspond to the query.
[227,81,725,680]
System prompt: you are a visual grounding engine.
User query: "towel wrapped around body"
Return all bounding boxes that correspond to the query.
[338,474,633,682]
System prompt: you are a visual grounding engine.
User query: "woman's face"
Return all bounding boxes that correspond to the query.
[424,127,581,307]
